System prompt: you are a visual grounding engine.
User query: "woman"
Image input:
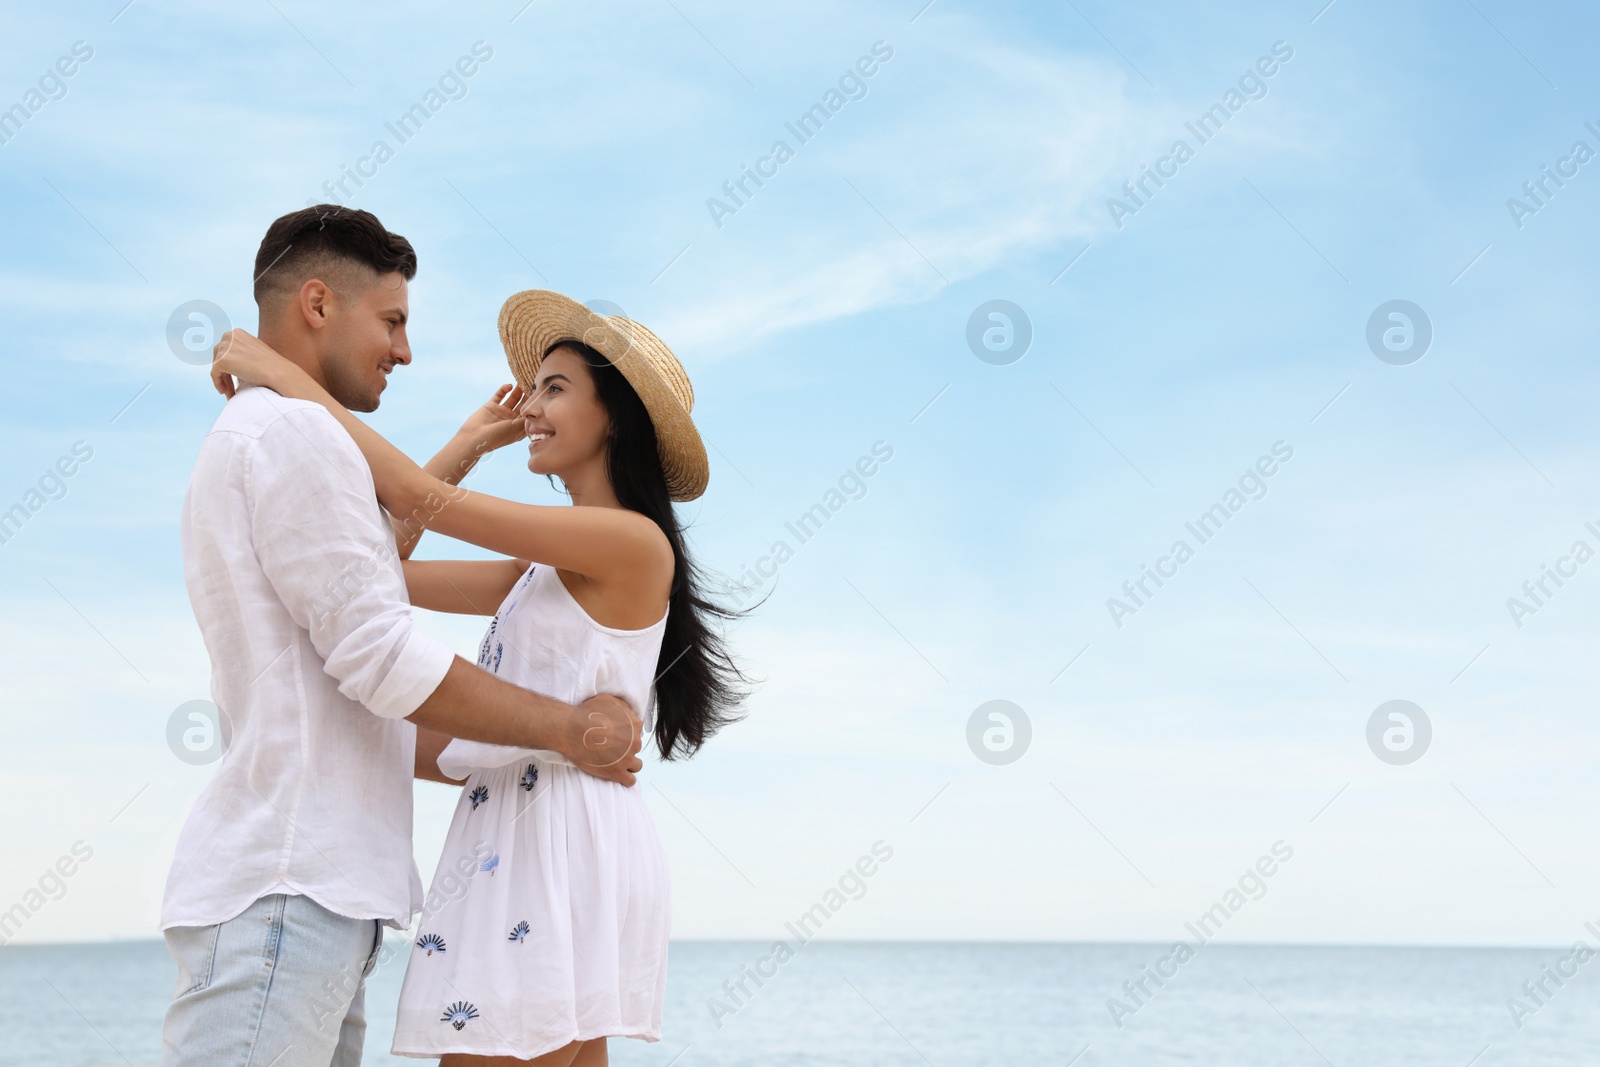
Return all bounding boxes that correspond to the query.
[210,290,745,1065]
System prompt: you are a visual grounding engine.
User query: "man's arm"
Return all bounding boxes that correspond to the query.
[247,398,641,784]
[409,658,642,786]
[414,725,456,784]
[401,559,528,615]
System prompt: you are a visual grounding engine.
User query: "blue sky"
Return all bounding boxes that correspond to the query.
[2,0,1599,952]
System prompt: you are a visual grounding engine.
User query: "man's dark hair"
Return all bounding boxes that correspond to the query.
[253,204,417,309]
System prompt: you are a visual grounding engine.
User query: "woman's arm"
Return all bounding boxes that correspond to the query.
[213,330,672,594]
[404,559,530,615]
[393,385,528,559]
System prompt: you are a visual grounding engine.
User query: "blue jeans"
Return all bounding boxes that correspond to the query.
[160,893,384,1067]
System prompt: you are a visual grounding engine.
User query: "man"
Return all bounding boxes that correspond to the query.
[159,205,642,1066]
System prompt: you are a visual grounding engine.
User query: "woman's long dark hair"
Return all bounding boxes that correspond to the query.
[550,341,748,759]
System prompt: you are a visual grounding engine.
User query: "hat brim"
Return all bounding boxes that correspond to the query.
[498,290,709,503]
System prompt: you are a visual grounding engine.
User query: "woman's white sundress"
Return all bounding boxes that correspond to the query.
[392,562,671,1059]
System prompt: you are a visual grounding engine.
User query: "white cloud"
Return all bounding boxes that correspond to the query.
[646,39,1163,356]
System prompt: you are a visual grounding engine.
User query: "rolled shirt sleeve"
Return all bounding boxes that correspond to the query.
[250,401,453,719]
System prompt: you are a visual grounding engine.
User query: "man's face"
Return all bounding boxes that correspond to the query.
[319,272,411,412]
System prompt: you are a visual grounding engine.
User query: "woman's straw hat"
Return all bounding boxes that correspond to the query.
[498,290,708,502]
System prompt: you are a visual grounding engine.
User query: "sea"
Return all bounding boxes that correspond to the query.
[1,939,1594,1065]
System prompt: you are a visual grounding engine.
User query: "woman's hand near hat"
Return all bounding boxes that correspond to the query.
[397,384,528,559]
[458,384,530,451]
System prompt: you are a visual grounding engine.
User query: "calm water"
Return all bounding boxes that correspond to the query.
[1,939,1594,1065]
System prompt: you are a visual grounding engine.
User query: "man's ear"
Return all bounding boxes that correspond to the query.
[298,279,333,330]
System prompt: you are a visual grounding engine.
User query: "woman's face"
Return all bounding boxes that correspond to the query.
[521,346,610,481]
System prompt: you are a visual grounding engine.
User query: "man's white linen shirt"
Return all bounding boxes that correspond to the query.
[162,384,455,931]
